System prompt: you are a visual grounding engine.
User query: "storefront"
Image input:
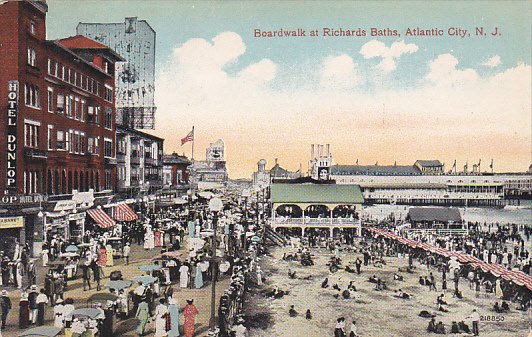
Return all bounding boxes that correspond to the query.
[0,216,25,257]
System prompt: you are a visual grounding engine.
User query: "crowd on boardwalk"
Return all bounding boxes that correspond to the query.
[0,189,263,337]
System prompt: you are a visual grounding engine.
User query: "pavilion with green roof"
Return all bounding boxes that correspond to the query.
[269,183,364,236]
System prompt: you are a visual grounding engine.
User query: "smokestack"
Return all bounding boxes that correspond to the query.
[311,144,315,160]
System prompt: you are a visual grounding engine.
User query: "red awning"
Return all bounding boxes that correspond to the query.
[87,209,116,229]
[114,204,138,222]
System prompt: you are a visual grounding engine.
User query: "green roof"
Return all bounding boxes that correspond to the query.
[270,184,364,204]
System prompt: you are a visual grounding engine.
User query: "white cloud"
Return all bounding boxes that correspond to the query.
[320,54,358,88]
[360,40,418,72]
[238,59,277,84]
[426,53,478,85]
[482,55,502,68]
[155,32,531,178]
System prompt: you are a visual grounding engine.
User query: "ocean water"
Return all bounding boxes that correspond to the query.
[363,200,532,225]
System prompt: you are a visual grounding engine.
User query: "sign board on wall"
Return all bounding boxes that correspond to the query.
[6,81,19,192]
[0,216,24,229]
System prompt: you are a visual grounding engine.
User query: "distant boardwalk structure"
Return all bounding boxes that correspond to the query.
[404,207,468,235]
[269,183,364,236]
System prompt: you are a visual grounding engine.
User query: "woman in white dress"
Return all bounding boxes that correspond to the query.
[41,248,49,267]
[179,264,189,288]
[154,298,168,337]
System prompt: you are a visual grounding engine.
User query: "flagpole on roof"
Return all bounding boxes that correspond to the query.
[191,126,195,162]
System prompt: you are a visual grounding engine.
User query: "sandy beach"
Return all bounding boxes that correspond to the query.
[246,243,530,337]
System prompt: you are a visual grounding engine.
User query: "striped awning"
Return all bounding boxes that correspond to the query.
[87,209,116,229]
[114,204,138,222]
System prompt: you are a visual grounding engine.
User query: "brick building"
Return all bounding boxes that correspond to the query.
[0,0,122,254]
[162,152,191,186]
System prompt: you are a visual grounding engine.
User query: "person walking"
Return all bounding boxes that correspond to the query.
[19,291,30,329]
[123,243,131,265]
[82,261,91,291]
[36,289,48,326]
[28,285,38,324]
[194,263,203,289]
[154,298,168,337]
[0,290,11,329]
[105,244,114,267]
[183,299,198,337]
[468,308,480,336]
[167,297,180,337]
[92,260,102,291]
[179,264,189,288]
[135,299,150,336]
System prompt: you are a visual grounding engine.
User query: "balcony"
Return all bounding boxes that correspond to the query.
[272,217,361,227]
[131,157,141,165]
[145,157,157,166]
[105,157,117,165]
[117,153,126,164]
[24,148,47,160]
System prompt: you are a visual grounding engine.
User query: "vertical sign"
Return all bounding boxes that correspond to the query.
[6,81,18,192]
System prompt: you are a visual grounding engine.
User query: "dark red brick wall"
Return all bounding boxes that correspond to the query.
[0,1,117,196]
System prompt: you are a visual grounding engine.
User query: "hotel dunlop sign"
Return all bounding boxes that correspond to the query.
[6,81,18,192]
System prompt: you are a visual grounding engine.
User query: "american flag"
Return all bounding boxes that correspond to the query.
[181,128,194,145]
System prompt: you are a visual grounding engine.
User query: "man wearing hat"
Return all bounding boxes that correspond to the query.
[53,298,65,328]
[0,290,11,329]
[28,285,38,324]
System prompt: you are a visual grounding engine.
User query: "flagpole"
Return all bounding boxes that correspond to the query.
[191,126,195,161]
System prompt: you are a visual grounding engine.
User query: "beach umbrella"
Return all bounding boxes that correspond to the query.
[133,275,157,284]
[138,264,161,273]
[107,280,132,291]
[58,252,79,258]
[65,245,79,252]
[19,326,62,337]
[66,308,105,320]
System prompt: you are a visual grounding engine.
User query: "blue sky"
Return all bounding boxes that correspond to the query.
[46,1,531,177]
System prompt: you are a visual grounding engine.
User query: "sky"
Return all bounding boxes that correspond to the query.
[46,1,532,178]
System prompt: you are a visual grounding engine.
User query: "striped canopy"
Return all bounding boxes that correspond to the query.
[114,203,138,222]
[87,208,116,229]
[367,226,532,291]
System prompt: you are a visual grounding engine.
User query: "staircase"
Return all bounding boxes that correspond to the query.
[263,225,289,246]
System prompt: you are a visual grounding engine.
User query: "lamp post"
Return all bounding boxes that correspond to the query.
[208,197,223,332]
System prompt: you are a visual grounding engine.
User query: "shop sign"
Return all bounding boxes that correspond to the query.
[0,216,24,229]
[68,212,85,221]
[0,194,46,205]
[6,81,18,192]
[54,200,76,212]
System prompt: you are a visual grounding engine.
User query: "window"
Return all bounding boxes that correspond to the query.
[68,130,74,153]
[105,170,111,190]
[80,100,86,121]
[24,121,40,148]
[56,93,64,113]
[74,131,80,154]
[104,86,113,102]
[95,106,100,123]
[88,137,94,154]
[27,48,36,67]
[65,95,72,117]
[47,125,53,150]
[47,87,53,112]
[104,138,113,158]
[87,106,94,123]
[104,107,113,129]
[56,130,65,150]
[29,20,36,35]
[74,97,79,120]
[24,84,40,108]
[80,133,86,154]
